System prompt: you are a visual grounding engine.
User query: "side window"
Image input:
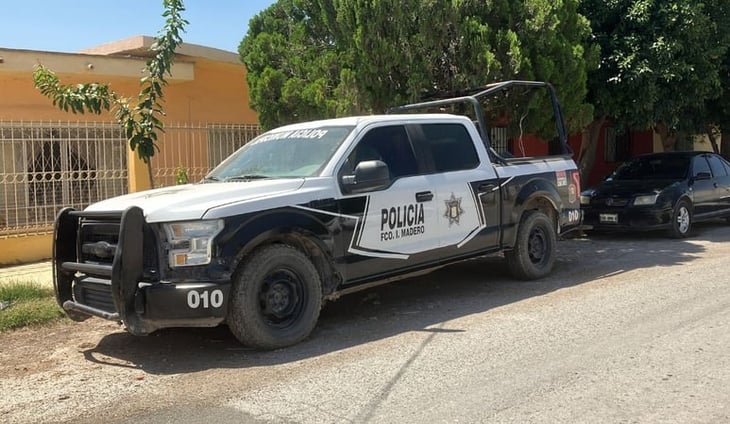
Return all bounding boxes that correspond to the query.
[708,155,728,177]
[418,123,480,172]
[692,156,712,177]
[346,125,419,179]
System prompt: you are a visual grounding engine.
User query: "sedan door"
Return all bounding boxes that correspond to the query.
[707,154,730,215]
[689,155,717,218]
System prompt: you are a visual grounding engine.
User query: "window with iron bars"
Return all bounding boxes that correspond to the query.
[0,122,128,235]
[604,127,631,163]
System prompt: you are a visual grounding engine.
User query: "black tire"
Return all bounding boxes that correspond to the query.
[667,199,692,238]
[228,244,322,349]
[505,210,557,280]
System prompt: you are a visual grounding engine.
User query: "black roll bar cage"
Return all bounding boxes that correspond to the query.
[386,80,571,160]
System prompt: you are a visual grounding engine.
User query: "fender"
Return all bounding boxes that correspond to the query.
[215,207,342,291]
[502,178,562,248]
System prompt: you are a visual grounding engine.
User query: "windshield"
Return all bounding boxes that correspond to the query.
[609,156,690,181]
[207,126,354,180]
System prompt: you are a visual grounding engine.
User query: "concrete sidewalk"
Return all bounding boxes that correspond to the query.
[0,261,53,287]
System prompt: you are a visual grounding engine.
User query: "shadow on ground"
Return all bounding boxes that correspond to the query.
[82,220,729,374]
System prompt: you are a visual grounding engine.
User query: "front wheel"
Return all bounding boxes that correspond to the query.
[228,245,322,349]
[505,210,557,280]
[667,199,692,238]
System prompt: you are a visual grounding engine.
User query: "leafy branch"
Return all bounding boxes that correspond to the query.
[33,0,188,165]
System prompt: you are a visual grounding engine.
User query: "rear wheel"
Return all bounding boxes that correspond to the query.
[505,210,557,280]
[667,199,692,238]
[228,245,322,349]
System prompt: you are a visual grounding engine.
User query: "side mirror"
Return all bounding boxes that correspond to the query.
[693,171,712,182]
[341,160,390,193]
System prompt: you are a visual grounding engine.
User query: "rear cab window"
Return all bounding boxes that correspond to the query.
[415,123,480,173]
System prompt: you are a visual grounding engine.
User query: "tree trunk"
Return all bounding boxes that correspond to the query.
[705,125,720,154]
[721,130,730,160]
[577,116,607,187]
[654,122,677,152]
[146,160,155,189]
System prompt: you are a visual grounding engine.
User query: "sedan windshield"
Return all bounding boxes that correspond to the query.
[207,126,354,180]
[609,156,690,181]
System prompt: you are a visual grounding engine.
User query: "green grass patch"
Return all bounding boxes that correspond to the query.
[0,282,65,332]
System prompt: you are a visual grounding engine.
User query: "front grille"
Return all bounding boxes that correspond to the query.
[73,278,115,313]
[80,221,120,265]
[598,197,629,207]
[71,217,124,311]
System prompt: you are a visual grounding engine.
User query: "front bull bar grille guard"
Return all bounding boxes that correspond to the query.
[53,206,146,334]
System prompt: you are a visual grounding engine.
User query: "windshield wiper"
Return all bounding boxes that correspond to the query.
[224,174,272,181]
[201,176,221,183]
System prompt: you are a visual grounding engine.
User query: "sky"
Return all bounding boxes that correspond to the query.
[0,0,277,54]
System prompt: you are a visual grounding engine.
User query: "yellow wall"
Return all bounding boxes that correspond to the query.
[0,54,256,124]
[0,234,52,266]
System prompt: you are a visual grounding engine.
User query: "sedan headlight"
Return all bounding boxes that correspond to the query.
[164,220,224,267]
[580,190,594,205]
[633,194,659,206]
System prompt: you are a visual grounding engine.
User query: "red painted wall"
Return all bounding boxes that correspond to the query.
[564,123,655,187]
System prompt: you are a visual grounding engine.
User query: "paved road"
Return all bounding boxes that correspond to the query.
[2,223,730,423]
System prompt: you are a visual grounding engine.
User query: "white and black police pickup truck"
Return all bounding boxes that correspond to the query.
[53,81,582,349]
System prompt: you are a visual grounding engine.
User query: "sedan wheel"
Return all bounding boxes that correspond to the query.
[667,200,692,238]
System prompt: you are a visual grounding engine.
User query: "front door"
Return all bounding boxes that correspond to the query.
[690,155,717,217]
[336,124,440,282]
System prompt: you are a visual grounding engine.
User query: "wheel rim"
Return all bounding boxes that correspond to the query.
[527,227,547,264]
[676,206,690,233]
[258,269,306,328]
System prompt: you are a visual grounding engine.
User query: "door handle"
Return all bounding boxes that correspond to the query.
[415,191,434,202]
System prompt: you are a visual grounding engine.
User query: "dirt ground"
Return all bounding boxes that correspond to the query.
[2,222,730,423]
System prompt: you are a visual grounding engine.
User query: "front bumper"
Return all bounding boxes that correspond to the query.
[582,205,673,232]
[53,207,229,335]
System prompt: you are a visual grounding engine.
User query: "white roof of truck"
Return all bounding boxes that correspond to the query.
[268,114,470,131]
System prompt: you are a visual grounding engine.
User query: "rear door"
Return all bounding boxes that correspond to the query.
[410,122,501,255]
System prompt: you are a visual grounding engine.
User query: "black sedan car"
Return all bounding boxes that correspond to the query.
[581,151,730,237]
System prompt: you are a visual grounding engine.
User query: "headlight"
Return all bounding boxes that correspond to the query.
[580,190,594,205]
[164,220,224,267]
[633,194,659,206]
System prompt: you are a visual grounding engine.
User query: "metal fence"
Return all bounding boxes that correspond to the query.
[151,123,261,187]
[0,121,261,237]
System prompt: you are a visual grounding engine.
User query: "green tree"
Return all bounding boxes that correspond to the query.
[709,53,730,159]
[578,0,730,182]
[33,0,188,186]
[240,0,351,130]
[241,0,596,134]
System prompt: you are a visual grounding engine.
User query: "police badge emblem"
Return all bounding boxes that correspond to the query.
[444,193,465,226]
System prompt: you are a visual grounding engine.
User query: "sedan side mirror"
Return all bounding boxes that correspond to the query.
[341,160,391,193]
[692,171,712,182]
